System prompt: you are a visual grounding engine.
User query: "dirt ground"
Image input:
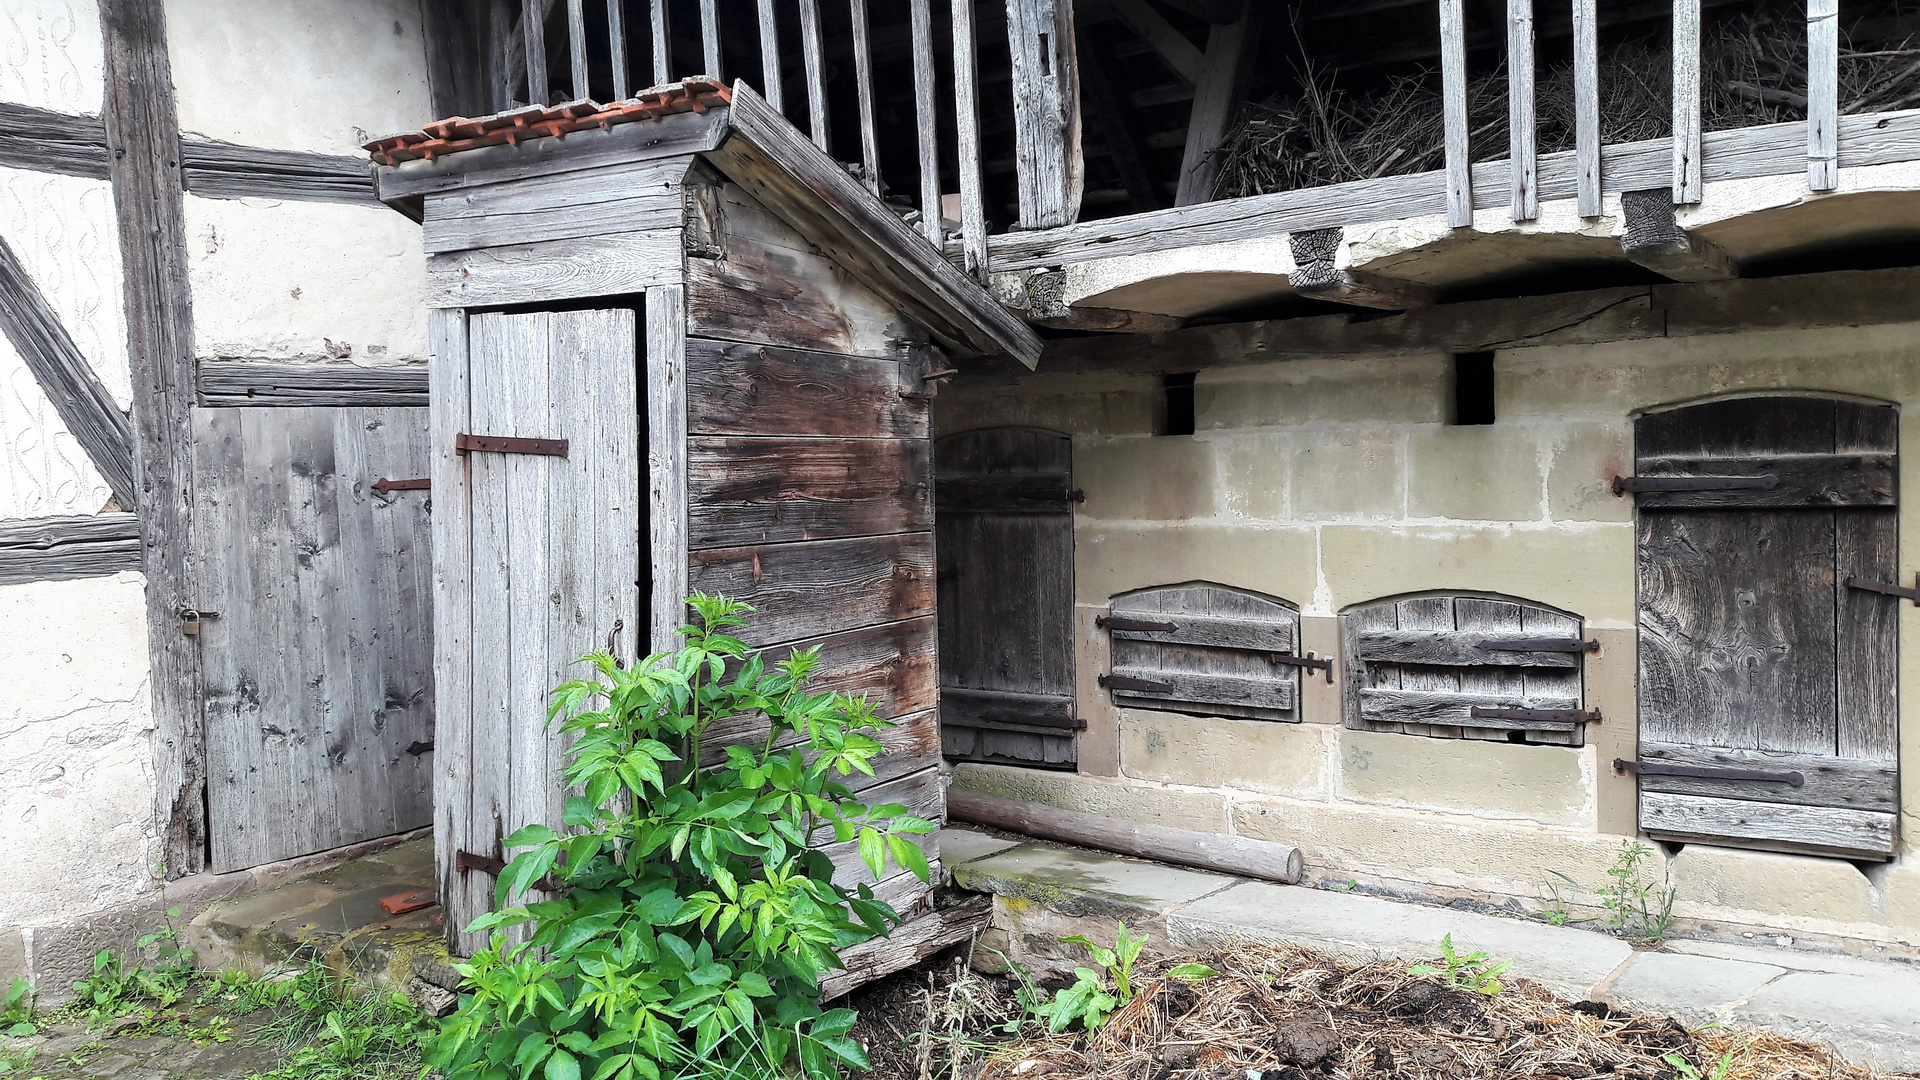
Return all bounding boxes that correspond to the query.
[846,941,1912,1080]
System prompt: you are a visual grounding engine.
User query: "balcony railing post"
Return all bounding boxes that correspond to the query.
[1672,0,1703,203]
[851,0,883,195]
[757,0,785,111]
[1508,0,1538,221]
[953,0,991,280]
[651,0,672,86]
[799,0,831,151]
[1808,0,1839,191]
[700,0,723,78]
[522,0,549,104]
[1439,0,1471,227]
[608,0,631,99]
[567,0,590,100]
[1573,0,1600,217]
[910,0,944,246]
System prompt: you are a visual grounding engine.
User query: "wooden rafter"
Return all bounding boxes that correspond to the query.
[1175,0,1260,206]
[0,513,142,586]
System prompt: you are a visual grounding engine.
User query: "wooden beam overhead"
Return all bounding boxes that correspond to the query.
[1618,188,1738,282]
[1175,0,1261,207]
[1285,227,1436,311]
[1108,0,1204,83]
[98,0,207,878]
[0,232,139,508]
[1152,0,1243,24]
[0,513,143,586]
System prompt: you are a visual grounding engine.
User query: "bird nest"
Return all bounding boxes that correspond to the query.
[849,943,1905,1080]
[1212,1,1920,199]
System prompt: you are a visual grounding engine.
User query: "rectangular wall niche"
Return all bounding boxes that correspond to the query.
[1342,595,1592,746]
[1100,584,1303,722]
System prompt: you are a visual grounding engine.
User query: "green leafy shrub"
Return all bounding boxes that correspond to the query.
[1600,841,1677,942]
[428,595,933,1080]
[1025,923,1215,1033]
[1407,934,1510,996]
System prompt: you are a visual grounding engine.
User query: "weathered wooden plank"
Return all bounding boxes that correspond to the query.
[951,0,990,280]
[820,894,991,1000]
[1342,602,1402,735]
[1639,791,1895,859]
[707,705,940,789]
[0,513,143,584]
[1104,610,1294,652]
[1507,0,1537,221]
[1353,630,1580,668]
[756,0,784,111]
[707,84,1043,363]
[651,0,671,85]
[463,313,516,939]
[426,229,683,307]
[1635,742,1898,811]
[198,361,428,407]
[1438,0,1470,226]
[1618,187,1738,281]
[686,437,931,548]
[798,0,830,151]
[1286,227,1435,309]
[102,0,206,879]
[522,0,550,104]
[685,338,927,438]
[608,0,631,100]
[1391,596,1457,738]
[0,100,110,179]
[375,107,725,204]
[582,305,645,669]
[909,0,942,244]
[1006,0,1083,223]
[850,0,882,196]
[1109,667,1295,712]
[180,140,373,203]
[698,0,722,78]
[647,285,689,653]
[0,232,138,508]
[948,788,1304,883]
[1671,0,1702,203]
[688,533,935,647]
[1572,0,1599,216]
[420,159,683,253]
[1627,453,1895,508]
[1175,3,1257,208]
[774,617,938,718]
[1109,0,1203,81]
[942,685,1075,726]
[429,309,482,954]
[684,220,918,359]
[1807,0,1838,191]
[1357,688,1582,730]
[1835,510,1900,762]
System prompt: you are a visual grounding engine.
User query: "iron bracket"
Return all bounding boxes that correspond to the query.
[1476,636,1601,654]
[1470,706,1600,724]
[1096,615,1179,633]
[406,740,435,756]
[1100,673,1174,693]
[1611,474,1777,496]
[1845,574,1920,605]
[1614,758,1805,787]
[1268,651,1335,683]
[374,477,430,494]
[455,433,569,457]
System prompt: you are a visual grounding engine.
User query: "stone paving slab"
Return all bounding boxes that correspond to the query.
[1600,951,1784,1022]
[949,842,1237,922]
[1731,970,1920,1073]
[1166,881,1636,1000]
[939,828,1024,866]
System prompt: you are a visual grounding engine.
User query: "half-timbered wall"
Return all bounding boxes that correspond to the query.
[937,293,1920,950]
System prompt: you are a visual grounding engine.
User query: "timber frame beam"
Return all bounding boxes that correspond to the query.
[1286,227,1436,311]
[0,514,143,585]
[1619,188,1739,282]
[991,265,1920,381]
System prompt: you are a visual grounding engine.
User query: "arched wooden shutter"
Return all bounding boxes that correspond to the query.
[1101,584,1302,722]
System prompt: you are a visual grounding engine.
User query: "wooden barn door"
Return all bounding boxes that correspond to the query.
[1630,395,1900,860]
[433,308,643,952]
[935,428,1077,768]
[191,407,434,872]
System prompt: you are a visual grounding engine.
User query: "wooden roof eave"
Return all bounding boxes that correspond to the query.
[703,82,1043,368]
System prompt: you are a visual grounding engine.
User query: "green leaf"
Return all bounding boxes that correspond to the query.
[544,1048,581,1080]
[506,824,560,847]
[886,833,930,883]
[1166,963,1217,982]
[856,828,885,880]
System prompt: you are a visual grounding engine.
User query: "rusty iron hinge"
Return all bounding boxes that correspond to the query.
[406,740,435,756]
[1476,636,1601,654]
[1611,474,1777,496]
[180,608,219,636]
[1470,706,1600,724]
[1099,673,1174,693]
[1845,574,1920,605]
[1269,651,1335,683]
[1614,758,1804,787]
[374,477,430,494]
[456,850,563,892]
[455,433,569,457]
[1096,615,1178,633]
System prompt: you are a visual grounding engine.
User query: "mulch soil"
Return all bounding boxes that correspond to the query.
[847,942,1910,1080]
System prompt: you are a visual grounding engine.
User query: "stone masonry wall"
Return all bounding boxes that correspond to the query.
[936,315,1920,953]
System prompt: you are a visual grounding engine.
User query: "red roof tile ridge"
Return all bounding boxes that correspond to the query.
[363,77,730,166]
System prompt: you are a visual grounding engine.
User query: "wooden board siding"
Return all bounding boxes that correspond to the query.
[1632,395,1899,859]
[420,158,686,254]
[936,427,1076,768]
[685,339,929,439]
[1105,585,1301,724]
[1343,595,1586,745]
[686,437,931,547]
[191,407,434,871]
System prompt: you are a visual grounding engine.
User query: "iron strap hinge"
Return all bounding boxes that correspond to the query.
[455,433,569,457]
[1845,574,1920,605]
[1611,474,1777,496]
[1470,706,1600,723]
[1100,673,1174,693]
[1269,651,1335,683]
[1614,758,1805,787]
[1096,615,1179,633]
[1476,636,1600,654]
[457,849,563,892]
[374,477,430,494]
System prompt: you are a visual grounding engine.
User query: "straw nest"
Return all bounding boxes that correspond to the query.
[1213,1,1920,199]
[849,943,1906,1080]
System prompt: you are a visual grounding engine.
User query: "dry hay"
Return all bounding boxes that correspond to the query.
[850,943,1904,1080]
[1214,0,1920,199]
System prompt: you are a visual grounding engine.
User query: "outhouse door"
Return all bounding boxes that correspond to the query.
[935,427,1077,768]
[191,407,434,871]
[432,307,645,951]
[1631,395,1900,860]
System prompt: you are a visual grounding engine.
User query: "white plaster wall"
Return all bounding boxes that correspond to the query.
[0,0,103,114]
[0,573,156,925]
[184,195,429,364]
[163,0,433,155]
[0,166,130,518]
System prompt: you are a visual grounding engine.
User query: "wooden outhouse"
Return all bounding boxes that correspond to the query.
[371,80,1040,960]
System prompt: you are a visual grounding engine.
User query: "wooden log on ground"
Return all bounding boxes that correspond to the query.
[819,893,991,999]
[946,788,1304,884]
